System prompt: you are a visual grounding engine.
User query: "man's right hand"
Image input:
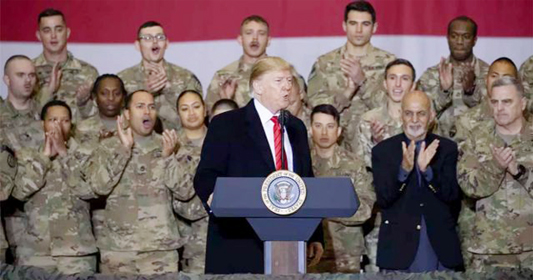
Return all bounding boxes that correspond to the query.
[490,144,515,171]
[401,141,416,172]
[117,115,134,149]
[370,119,385,144]
[219,78,238,100]
[41,62,62,98]
[438,57,453,92]
[340,56,366,86]
[144,63,169,93]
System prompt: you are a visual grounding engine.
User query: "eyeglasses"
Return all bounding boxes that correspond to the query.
[138,34,167,42]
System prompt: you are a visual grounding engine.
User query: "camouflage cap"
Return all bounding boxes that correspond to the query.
[0,145,17,179]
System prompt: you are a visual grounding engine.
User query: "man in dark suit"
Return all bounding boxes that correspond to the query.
[371,90,463,272]
[194,57,323,274]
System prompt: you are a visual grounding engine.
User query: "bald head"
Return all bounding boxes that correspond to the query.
[3,55,36,101]
[402,90,431,111]
[4,55,33,74]
[401,91,435,141]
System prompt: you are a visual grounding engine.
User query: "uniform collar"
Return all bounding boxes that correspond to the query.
[340,43,376,59]
[237,56,254,73]
[311,144,343,169]
[0,99,39,120]
[34,51,82,70]
[491,119,533,146]
[133,133,161,154]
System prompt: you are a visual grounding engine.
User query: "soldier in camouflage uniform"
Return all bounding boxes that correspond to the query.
[356,59,416,272]
[455,58,522,144]
[0,144,16,263]
[1,55,45,262]
[454,58,523,270]
[519,55,533,97]
[205,15,307,111]
[75,74,127,248]
[75,74,127,144]
[173,90,209,273]
[307,1,396,153]
[12,100,97,274]
[357,59,416,167]
[418,16,489,139]
[458,77,533,272]
[87,90,193,274]
[519,55,533,113]
[118,21,202,132]
[309,104,376,273]
[33,9,99,122]
[287,74,312,130]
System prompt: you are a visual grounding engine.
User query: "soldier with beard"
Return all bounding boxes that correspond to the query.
[87,90,192,274]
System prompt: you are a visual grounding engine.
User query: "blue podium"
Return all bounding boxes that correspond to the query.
[211,177,359,275]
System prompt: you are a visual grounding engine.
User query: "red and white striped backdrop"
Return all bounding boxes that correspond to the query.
[1,0,532,98]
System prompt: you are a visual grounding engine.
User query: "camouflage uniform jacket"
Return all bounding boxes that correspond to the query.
[205,56,253,110]
[454,99,492,145]
[206,56,308,110]
[308,44,395,152]
[458,120,533,254]
[118,61,202,131]
[311,144,376,226]
[75,113,118,145]
[0,99,44,151]
[417,56,489,138]
[33,52,98,121]
[357,104,403,168]
[0,141,17,250]
[519,55,533,113]
[173,130,207,221]
[295,105,312,130]
[88,134,194,251]
[11,138,97,257]
[307,44,395,116]
[519,55,533,99]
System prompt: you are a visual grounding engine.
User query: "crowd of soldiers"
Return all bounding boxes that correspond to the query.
[1,0,532,276]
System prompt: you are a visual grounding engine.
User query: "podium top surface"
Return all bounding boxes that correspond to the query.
[211,177,359,218]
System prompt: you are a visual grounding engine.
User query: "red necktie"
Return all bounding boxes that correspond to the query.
[271,116,286,170]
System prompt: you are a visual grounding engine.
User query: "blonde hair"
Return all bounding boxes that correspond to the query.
[249,57,292,90]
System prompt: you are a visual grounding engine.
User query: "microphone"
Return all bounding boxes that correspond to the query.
[279,110,290,170]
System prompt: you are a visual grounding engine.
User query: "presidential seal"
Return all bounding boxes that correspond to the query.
[261,170,306,215]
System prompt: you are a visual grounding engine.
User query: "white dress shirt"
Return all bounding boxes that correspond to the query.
[254,99,294,171]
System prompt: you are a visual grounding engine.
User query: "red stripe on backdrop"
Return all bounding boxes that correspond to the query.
[1,0,532,43]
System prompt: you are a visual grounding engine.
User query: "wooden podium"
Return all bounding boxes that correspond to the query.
[210,177,359,275]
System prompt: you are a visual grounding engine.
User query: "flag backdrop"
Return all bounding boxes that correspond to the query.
[1,0,532,98]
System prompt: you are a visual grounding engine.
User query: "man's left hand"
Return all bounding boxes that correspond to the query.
[307,242,324,267]
[162,129,178,158]
[417,140,440,172]
[460,62,476,94]
[76,81,92,106]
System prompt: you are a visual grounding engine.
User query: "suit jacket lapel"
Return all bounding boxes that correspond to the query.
[245,101,276,171]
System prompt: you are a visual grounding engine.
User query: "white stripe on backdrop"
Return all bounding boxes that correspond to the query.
[1,36,532,98]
